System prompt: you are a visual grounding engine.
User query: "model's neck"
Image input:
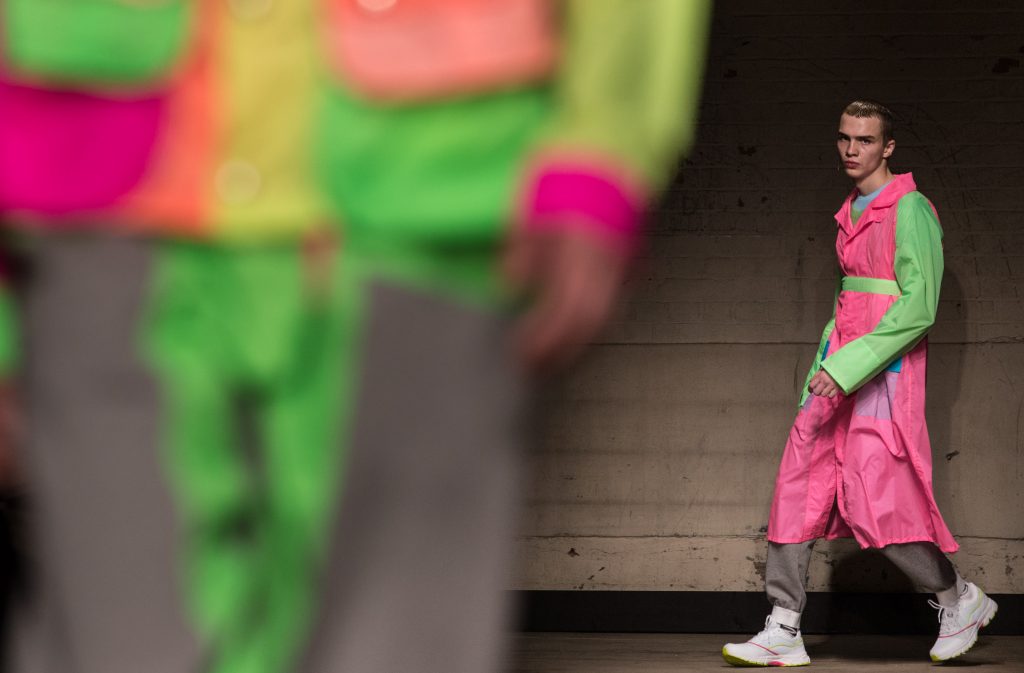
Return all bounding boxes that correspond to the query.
[856,166,894,196]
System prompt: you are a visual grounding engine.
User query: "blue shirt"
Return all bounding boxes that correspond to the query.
[851,181,890,223]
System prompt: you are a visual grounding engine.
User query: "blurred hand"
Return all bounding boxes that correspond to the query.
[0,382,21,490]
[503,225,628,374]
[302,229,340,304]
[808,369,840,398]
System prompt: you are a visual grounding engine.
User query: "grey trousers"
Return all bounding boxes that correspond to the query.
[298,281,528,673]
[767,539,959,613]
[9,234,199,673]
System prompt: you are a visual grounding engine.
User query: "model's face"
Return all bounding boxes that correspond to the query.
[837,114,894,182]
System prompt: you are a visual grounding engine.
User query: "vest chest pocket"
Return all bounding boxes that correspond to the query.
[2,0,193,89]
[322,0,558,101]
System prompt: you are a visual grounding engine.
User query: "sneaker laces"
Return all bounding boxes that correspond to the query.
[749,616,774,643]
[928,599,960,634]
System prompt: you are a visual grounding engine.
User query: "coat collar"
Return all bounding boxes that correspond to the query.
[835,172,917,236]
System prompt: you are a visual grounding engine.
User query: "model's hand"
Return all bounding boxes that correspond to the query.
[808,370,841,398]
[503,226,627,374]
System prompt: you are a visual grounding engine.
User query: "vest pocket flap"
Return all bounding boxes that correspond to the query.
[3,0,192,87]
[323,0,558,101]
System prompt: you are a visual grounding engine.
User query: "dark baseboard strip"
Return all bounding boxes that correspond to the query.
[516,590,1023,635]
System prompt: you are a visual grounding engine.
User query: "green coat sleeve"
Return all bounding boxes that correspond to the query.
[539,0,712,188]
[821,192,943,394]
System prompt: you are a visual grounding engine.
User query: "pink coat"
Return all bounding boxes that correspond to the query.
[767,173,958,552]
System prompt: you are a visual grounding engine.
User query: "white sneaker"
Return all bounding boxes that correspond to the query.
[928,582,998,662]
[722,615,811,667]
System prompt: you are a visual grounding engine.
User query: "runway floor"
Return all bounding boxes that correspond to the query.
[510,633,1024,672]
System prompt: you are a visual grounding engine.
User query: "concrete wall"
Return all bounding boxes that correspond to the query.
[515,0,1024,595]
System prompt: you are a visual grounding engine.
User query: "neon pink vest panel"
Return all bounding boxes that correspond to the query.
[0,77,163,218]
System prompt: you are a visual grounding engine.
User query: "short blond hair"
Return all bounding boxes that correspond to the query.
[843,100,894,143]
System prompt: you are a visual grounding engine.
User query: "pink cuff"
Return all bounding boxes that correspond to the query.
[521,157,646,258]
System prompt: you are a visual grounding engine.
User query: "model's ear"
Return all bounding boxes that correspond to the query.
[883,138,895,160]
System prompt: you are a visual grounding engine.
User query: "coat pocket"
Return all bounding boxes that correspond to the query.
[2,0,193,89]
[322,0,558,101]
[798,319,835,410]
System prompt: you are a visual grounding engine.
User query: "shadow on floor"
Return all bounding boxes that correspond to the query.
[808,634,1000,665]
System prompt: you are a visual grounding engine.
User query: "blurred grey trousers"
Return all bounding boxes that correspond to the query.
[767,539,959,613]
[298,281,528,673]
[9,233,199,673]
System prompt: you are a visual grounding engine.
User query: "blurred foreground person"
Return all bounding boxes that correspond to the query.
[2,3,343,673]
[298,2,710,672]
[0,1,200,671]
